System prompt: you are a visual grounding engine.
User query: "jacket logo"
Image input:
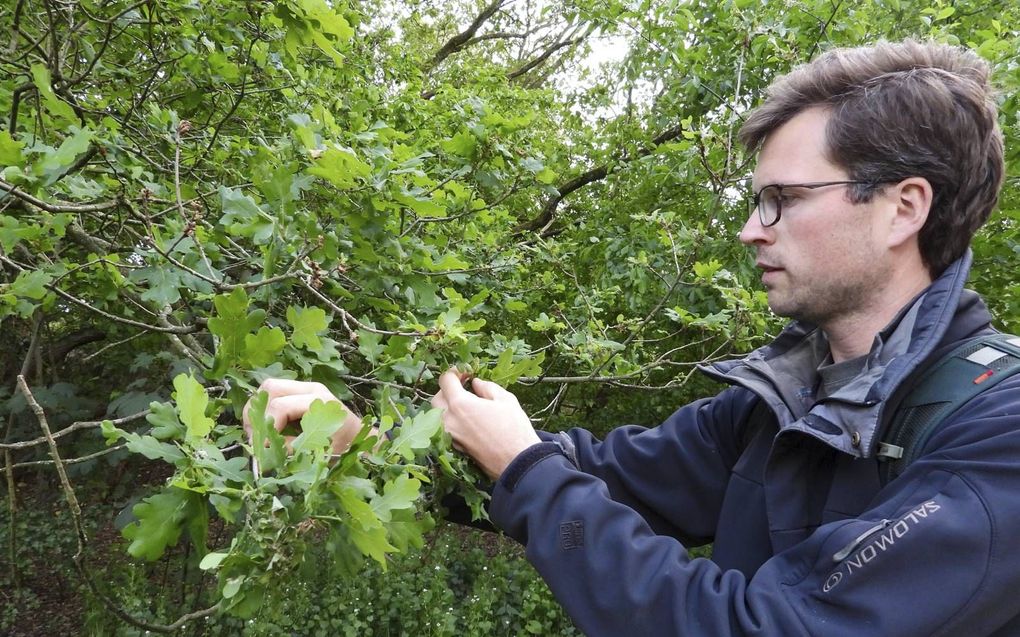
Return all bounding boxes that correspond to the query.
[823,500,941,593]
[560,520,584,550]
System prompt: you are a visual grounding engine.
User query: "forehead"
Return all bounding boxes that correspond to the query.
[752,107,846,187]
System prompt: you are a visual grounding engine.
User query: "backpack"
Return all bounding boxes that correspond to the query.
[876,332,1020,484]
[742,333,1020,486]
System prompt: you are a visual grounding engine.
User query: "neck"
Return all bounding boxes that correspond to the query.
[824,265,933,363]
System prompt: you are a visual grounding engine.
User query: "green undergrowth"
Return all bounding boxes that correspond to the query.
[1,485,579,636]
[194,528,581,637]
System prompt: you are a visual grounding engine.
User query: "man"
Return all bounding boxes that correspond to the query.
[252,41,1020,634]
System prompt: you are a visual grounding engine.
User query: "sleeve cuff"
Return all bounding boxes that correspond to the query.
[498,442,563,492]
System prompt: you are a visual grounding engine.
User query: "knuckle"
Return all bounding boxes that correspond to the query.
[257,378,277,393]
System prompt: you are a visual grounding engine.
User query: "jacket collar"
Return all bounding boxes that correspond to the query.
[702,250,992,458]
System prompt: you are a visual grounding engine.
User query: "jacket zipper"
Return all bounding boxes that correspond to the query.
[832,519,892,562]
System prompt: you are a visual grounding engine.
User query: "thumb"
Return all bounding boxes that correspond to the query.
[471,377,509,400]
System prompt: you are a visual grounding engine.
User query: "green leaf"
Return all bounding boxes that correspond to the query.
[44,127,93,171]
[223,576,245,599]
[219,187,274,244]
[428,253,470,271]
[693,259,722,280]
[337,486,381,531]
[391,356,428,384]
[10,269,52,300]
[304,0,355,40]
[347,521,395,568]
[536,167,557,184]
[132,266,183,306]
[186,493,209,559]
[0,131,25,166]
[936,6,955,19]
[396,192,445,217]
[199,552,229,571]
[208,288,266,377]
[389,408,442,461]
[146,401,185,440]
[101,420,186,463]
[485,349,545,385]
[0,216,44,253]
[173,374,214,439]
[287,305,329,351]
[122,488,194,561]
[292,399,346,455]
[386,508,432,553]
[30,64,79,125]
[247,391,287,474]
[126,434,186,463]
[209,493,243,524]
[440,131,477,158]
[244,326,286,367]
[370,474,420,522]
[357,330,384,364]
[308,146,372,189]
[527,313,565,332]
[195,450,251,484]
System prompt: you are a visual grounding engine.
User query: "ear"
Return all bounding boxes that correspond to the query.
[884,177,932,249]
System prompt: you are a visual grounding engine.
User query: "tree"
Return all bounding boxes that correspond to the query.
[2,0,1018,629]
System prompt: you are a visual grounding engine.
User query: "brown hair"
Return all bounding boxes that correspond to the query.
[739,40,1004,276]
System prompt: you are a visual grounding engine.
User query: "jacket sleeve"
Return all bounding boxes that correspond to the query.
[537,385,759,544]
[490,376,1020,636]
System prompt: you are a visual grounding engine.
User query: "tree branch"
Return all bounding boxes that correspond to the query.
[518,124,684,234]
[13,376,219,632]
[430,0,508,68]
[45,286,197,335]
[507,35,584,81]
[0,409,149,452]
[464,30,528,46]
[0,178,120,214]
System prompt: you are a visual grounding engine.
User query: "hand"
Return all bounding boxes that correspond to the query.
[242,379,365,455]
[431,369,541,480]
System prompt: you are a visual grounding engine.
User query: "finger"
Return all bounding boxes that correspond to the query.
[470,377,510,401]
[241,398,255,433]
[431,390,449,411]
[437,368,470,400]
[258,378,333,400]
[265,394,342,432]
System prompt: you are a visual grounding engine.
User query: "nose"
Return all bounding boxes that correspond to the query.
[738,207,773,246]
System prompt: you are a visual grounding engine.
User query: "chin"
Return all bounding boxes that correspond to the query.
[767,298,808,322]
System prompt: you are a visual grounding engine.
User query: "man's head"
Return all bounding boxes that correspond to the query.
[740,40,1004,279]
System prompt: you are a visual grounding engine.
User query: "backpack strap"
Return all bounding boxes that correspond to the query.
[877,333,1020,485]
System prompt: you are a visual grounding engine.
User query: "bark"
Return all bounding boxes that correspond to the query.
[518,124,685,234]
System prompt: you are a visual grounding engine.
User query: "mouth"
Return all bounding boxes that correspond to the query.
[757,262,783,286]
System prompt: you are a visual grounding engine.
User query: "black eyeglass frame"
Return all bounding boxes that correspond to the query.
[749,180,894,227]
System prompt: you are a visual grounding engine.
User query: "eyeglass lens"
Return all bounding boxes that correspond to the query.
[751,185,780,226]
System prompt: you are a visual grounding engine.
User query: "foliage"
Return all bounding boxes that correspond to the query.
[2,0,1020,630]
[0,494,575,636]
[101,375,485,616]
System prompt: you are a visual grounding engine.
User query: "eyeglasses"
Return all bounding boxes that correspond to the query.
[748,180,890,227]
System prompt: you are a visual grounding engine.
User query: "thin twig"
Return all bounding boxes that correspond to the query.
[0,443,126,473]
[300,278,436,339]
[80,332,147,363]
[17,376,84,530]
[0,178,119,213]
[0,409,149,451]
[13,376,220,631]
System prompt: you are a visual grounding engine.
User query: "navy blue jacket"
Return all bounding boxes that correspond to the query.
[489,252,1020,636]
